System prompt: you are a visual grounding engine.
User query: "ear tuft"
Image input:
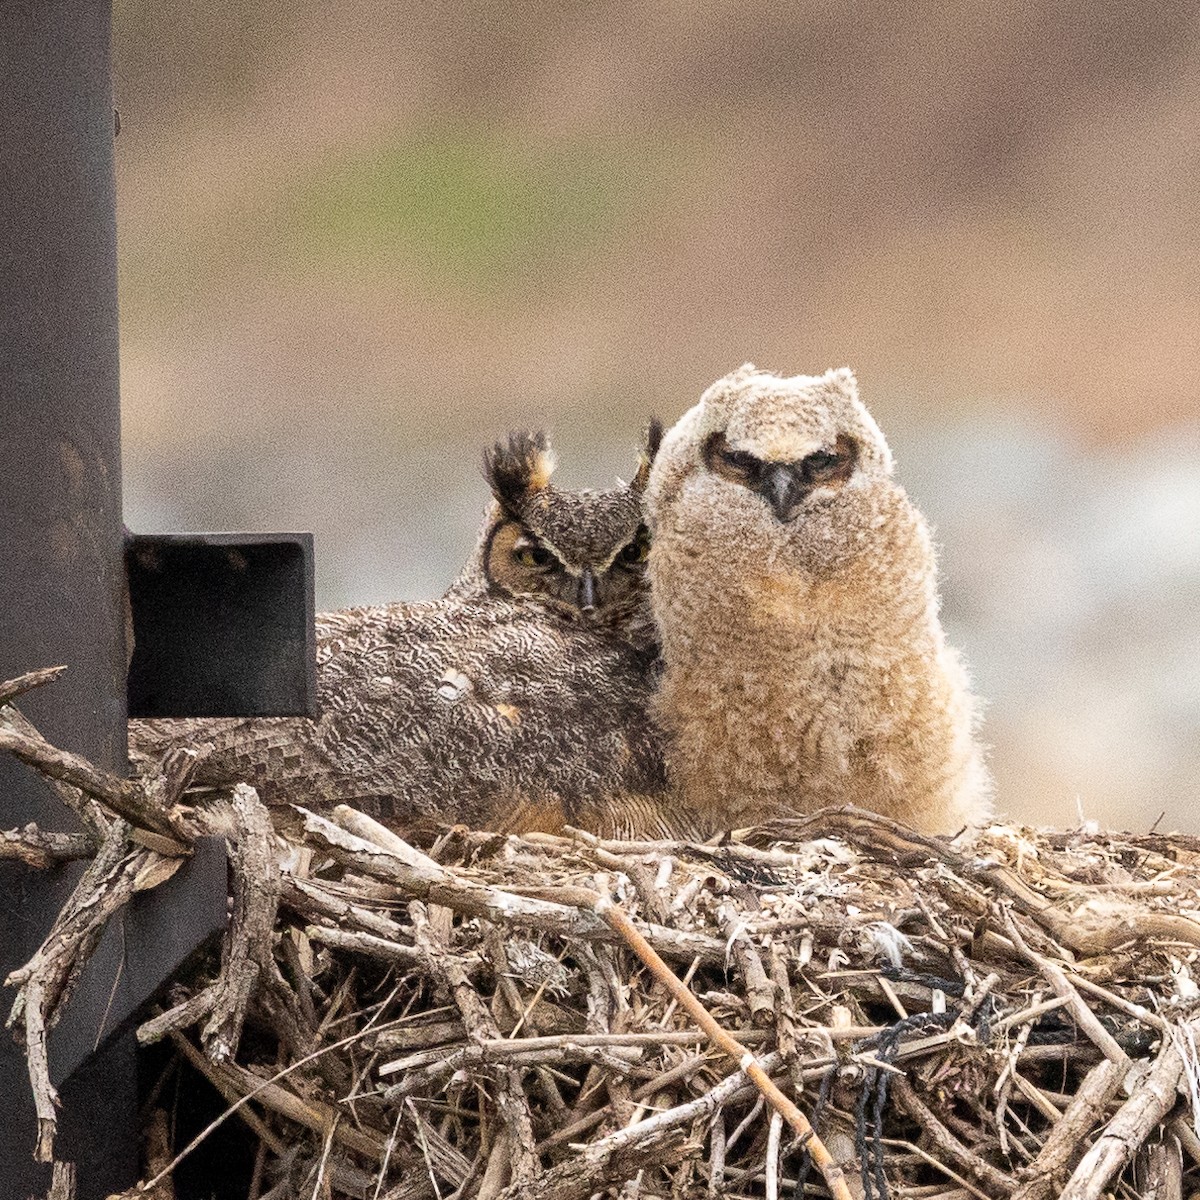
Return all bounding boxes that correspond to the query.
[483,431,556,513]
[825,366,859,399]
[631,418,664,492]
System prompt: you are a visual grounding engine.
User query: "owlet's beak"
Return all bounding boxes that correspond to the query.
[762,463,807,523]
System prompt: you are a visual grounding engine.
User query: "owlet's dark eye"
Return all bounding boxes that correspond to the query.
[618,527,651,566]
[802,436,857,484]
[514,541,555,570]
[721,448,759,473]
[703,432,761,483]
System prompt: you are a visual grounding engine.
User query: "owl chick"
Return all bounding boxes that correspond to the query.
[129,428,681,840]
[646,364,992,836]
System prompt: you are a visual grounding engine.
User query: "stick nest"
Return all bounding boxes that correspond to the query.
[5,668,1200,1200]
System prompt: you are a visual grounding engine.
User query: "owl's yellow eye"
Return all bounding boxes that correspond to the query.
[618,528,650,566]
[514,541,555,570]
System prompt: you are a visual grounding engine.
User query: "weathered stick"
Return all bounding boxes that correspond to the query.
[1002,909,1130,1069]
[202,785,279,1062]
[299,808,726,964]
[891,1076,1016,1196]
[382,1038,647,1096]
[492,1122,695,1200]
[329,803,443,872]
[139,1011,420,1192]
[764,1109,784,1200]
[1011,1059,1128,1200]
[137,987,218,1045]
[771,806,1200,954]
[23,979,58,1164]
[0,726,188,840]
[303,924,426,967]
[5,821,151,1161]
[409,901,541,1187]
[198,1052,388,1162]
[169,1029,287,1156]
[0,665,67,708]
[536,1053,716,1153]
[282,874,412,941]
[590,892,856,1200]
[1136,1136,1183,1200]
[1058,1024,1192,1200]
[45,1159,76,1200]
[0,700,111,835]
[716,905,776,1028]
[0,824,96,868]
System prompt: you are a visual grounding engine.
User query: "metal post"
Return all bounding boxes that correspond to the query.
[1,9,317,1196]
[0,2,128,1195]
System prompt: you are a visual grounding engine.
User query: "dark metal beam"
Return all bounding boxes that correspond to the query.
[1,8,318,1196]
[0,3,128,1196]
[127,533,317,718]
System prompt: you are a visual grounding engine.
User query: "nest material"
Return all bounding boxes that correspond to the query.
[4,667,1200,1200]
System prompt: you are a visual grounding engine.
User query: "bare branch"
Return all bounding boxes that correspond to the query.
[0,665,67,708]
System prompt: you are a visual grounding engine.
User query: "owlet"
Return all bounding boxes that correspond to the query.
[646,365,992,836]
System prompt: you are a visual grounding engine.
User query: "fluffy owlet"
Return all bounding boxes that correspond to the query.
[646,365,992,836]
[130,429,684,840]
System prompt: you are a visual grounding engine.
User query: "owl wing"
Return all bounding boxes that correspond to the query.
[130,596,668,836]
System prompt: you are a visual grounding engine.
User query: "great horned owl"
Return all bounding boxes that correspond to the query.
[449,426,661,644]
[646,364,992,836]
[130,429,686,840]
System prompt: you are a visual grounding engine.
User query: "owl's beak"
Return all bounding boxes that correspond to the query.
[762,464,806,522]
[577,567,597,612]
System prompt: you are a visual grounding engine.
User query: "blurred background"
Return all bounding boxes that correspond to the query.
[113,1,1199,832]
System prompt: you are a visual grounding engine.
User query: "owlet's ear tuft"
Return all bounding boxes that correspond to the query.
[483,431,556,514]
[631,418,664,492]
[824,366,859,400]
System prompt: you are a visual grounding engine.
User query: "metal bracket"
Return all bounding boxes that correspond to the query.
[126,533,317,719]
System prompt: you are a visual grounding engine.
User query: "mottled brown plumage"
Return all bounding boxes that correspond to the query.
[449,425,661,645]
[647,364,992,836]
[130,430,686,840]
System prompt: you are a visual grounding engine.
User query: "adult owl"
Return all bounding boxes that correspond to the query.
[130,427,686,839]
[646,364,992,836]
[449,426,659,644]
